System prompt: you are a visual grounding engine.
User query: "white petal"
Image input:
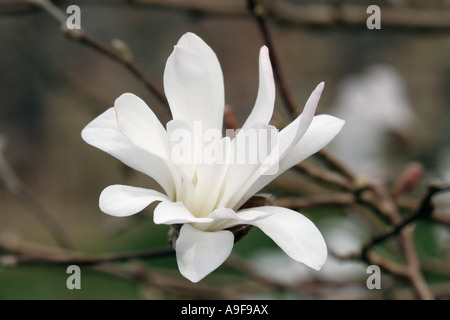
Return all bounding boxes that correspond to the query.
[218,123,279,208]
[278,114,345,172]
[242,46,275,129]
[211,207,271,222]
[232,114,345,209]
[175,224,234,282]
[221,84,325,209]
[164,33,224,132]
[153,201,213,225]
[166,119,196,181]
[114,93,169,159]
[194,137,231,217]
[278,82,324,159]
[99,185,168,217]
[206,207,272,230]
[81,108,180,199]
[248,206,327,270]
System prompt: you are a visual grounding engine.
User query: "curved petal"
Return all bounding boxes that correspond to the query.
[99,185,168,217]
[166,119,196,181]
[218,123,279,208]
[203,207,272,231]
[278,82,324,159]
[231,114,345,209]
[248,206,327,270]
[193,137,231,217]
[175,224,234,283]
[164,33,224,132]
[222,83,325,209]
[278,114,345,172]
[81,108,181,199]
[114,93,169,159]
[153,201,213,225]
[242,46,275,129]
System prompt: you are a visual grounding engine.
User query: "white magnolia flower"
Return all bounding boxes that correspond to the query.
[81,32,344,282]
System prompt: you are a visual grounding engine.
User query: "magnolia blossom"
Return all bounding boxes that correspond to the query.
[81,32,344,282]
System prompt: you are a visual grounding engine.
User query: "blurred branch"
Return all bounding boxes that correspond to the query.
[0,236,173,266]
[127,263,240,299]
[295,161,353,191]
[2,1,449,31]
[363,183,450,254]
[225,253,320,296]
[247,0,299,117]
[359,182,442,300]
[0,136,75,250]
[274,193,355,209]
[26,0,168,107]
[316,148,357,181]
[431,211,450,227]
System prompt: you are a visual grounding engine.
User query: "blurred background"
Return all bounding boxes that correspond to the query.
[0,0,449,299]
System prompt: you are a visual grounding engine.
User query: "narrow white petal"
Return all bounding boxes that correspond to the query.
[218,123,279,208]
[153,201,213,225]
[248,206,327,270]
[114,93,169,159]
[164,33,224,132]
[278,82,324,159]
[194,137,231,216]
[205,207,272,230]
[232,114,345,209]
[211,206,271,222]
[278,114,345,172]
[166,119,196,181]
[99,185,168,217]
[221,84,325,209]
[175,224,234,283]
[242,46,275,129]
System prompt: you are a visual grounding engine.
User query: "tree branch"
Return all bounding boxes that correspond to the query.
[3,1,449,31]
[27,0,168,107]
[247,0,299,117]
[0,237,174,266]
[0,136,75,250]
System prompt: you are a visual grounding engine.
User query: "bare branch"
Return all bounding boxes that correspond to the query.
[247,0,299,117]
[27,0,168,107]
[0,136,75,250]
[275,193,355,209]
[0,236,173,266]
[3,1,449,31]
[316,148,357,181]
[295,161,353,191]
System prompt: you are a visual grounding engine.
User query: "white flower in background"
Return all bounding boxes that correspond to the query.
[330,64,416,181]
[81,32,344,282]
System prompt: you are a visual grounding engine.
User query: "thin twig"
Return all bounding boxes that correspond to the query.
[247,0,299,117]
[275,193,355,209]
[316,148,357,181]
[225,253,320,296]
[4,0,450,31]
[0,136,75,250]
[27,0,168,107]
[359,183,442,300]
[0,237,174,266]
[295,161,353,191]
[363,183,450,255]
